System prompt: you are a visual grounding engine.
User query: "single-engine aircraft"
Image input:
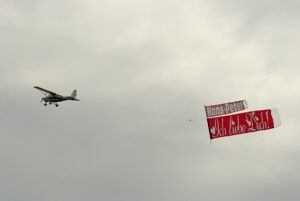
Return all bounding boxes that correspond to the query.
[34,86,79,107]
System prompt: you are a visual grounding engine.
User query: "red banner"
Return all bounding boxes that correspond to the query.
[205,100,247,118]
[207,109,279,139]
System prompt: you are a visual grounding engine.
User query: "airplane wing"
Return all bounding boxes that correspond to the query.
[34,86,59,96]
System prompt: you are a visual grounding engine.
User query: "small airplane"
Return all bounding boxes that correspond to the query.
[34,86,79,107]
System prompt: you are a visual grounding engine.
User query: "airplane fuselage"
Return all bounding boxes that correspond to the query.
[43,96,78,103]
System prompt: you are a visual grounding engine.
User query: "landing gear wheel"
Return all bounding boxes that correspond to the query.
[44,103,47,106]
[55,104,59,107]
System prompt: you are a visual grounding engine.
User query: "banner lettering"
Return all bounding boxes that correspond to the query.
[207,109,280,139]
[205,100,248,118]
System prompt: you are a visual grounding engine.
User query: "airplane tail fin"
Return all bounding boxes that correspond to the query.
[71,90,77,98]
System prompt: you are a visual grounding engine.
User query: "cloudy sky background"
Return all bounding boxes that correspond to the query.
[1,0,300,200]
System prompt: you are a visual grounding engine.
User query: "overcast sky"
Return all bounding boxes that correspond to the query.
[1,0,300,201]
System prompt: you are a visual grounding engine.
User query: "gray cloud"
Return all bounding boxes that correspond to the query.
[1,0,300,201]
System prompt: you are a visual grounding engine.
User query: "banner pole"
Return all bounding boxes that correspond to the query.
[204,104,212,143]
